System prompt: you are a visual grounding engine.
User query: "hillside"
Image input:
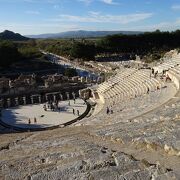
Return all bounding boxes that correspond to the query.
[27,30,142,39]
[0,30,30,41]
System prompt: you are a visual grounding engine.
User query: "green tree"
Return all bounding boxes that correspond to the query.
[70,42,96,60]
[0,40,20,67]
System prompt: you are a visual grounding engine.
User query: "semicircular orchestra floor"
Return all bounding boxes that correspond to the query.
[1,98,87,130]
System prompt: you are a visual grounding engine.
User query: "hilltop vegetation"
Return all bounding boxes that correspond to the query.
[38,39,96,60]
[0,40,54,70]
[0,40,21,67]
[1,30,180,68]
[97,30,180,53]
[0,40,39,67]
[0,30,29,41]
[38,30,180,62]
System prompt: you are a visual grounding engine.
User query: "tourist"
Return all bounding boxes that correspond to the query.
[77,110,80,116]
[74,98,76,104]
[34,117,37,123]
[147,87,150,94]
[106,107,110,114]
[43,104,47,111]
[53,102,57,111]
[165,75,171,82]
[154,71,158,78]
[28,118,31,125]
[68,101,70,106]
[47,103,50,109]
[73,108,75,115]
[152,68,154,75]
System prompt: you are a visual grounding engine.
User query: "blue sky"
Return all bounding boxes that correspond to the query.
[0,0,180,35]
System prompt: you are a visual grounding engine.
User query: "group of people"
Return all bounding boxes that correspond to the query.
[42,99,81,116]
[73,108,80,116]
[43,98,77,112]
[151,68,158,78]
[106,106,113,115]
[27,98,81,125]
[28,117,37,125]
[43,100,62,112]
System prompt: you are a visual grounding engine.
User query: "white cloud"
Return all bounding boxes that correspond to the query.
[128,18,180,31]
[77,0,119,5]
[0,23,80,35]
[25,10,40,15]
[171,5,180,10]
[2,17,180,35]
[77,0,93,5]
[101,0,118,5]
[49,12,153,24]
[23,0,53,2]
[88,11,101,16]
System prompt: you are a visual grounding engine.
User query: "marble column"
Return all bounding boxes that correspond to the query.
[7,98,11,108]
[86,77,90,83]
[81,77,85,83]
[72,92,76,100]
[39,96,41,104]
[31,96,34,104]
[23,96,26,105]
[60,94,63,101]
[66,92,70,100]
[53,95,56,102]
[15,97,19,106]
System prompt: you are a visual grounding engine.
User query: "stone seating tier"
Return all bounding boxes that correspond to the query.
[153,55,180,73]
[97,69,163,106]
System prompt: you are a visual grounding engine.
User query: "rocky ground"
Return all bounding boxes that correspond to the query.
[0,83,180,179]
[0,125,180,180]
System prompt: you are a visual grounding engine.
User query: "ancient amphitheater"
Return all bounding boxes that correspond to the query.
[1,50,180,179]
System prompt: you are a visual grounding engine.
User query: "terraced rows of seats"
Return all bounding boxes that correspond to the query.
[0,127,179,180]
[154,53,180,73]
[79,67,176,125]
[1,52,180,179]
[81,53,180,154]
[98,68,165,105]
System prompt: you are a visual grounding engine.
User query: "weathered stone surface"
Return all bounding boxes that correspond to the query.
[1,66,180,179]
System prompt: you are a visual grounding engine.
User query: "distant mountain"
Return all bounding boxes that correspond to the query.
[0,30,30,41]
[27,30,143,39]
